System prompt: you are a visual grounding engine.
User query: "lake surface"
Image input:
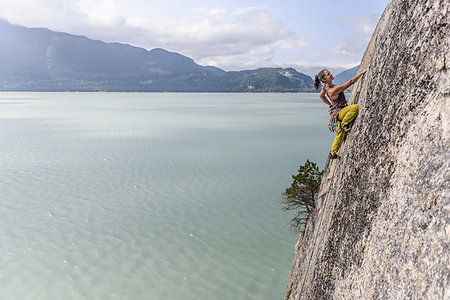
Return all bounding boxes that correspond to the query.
[0,92,331,300]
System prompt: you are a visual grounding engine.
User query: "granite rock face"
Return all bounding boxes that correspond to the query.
[285,0,449,299]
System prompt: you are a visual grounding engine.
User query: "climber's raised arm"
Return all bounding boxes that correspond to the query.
[331,69,368,96]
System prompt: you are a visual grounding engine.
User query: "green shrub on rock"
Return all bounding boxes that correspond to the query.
[282,160,323,233]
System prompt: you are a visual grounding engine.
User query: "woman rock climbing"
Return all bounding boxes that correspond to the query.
[314,68,367,159]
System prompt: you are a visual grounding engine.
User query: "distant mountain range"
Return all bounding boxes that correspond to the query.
[334,65,360,86]
[0,20,357,92]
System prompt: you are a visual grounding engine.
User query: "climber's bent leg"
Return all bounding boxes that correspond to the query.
[339,104,359,126]
[329,104,359,156]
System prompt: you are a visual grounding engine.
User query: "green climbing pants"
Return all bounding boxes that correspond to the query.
[330,104,359,155]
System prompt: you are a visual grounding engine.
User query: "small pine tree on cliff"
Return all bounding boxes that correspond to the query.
[282,160,323,233]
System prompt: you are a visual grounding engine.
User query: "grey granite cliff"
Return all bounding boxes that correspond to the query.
[285,0,449,299]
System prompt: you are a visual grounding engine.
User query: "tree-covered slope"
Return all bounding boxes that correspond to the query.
[0,20,314,92]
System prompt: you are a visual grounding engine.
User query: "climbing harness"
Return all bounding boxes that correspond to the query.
[327,103,347,132]
[324,85,348,133]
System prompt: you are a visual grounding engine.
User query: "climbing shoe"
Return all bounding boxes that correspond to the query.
[341,123,351,132]
[329,152,338,159]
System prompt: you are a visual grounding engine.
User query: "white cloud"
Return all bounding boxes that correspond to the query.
[276,38,308,50]
[0,0,308,71]
[338,15,379,56]
[72,0,123,27]
[117,8,307,70]
[232,6,269,15]
[0,0,72,28]
[193,8,227,16]
[0,0,387,73]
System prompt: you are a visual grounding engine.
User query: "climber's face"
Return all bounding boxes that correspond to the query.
[322,70,334,83]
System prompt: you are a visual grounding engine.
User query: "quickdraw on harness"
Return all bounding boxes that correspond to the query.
[324,88,348,133]
[324,85,347,132]
[328,104,347,132]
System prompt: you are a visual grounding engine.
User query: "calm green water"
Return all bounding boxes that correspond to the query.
[0,92,330,300]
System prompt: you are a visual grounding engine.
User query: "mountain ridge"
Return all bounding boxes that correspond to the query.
[0,20,315,92]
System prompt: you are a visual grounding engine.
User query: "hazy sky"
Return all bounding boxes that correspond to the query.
[0,0,389,75]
